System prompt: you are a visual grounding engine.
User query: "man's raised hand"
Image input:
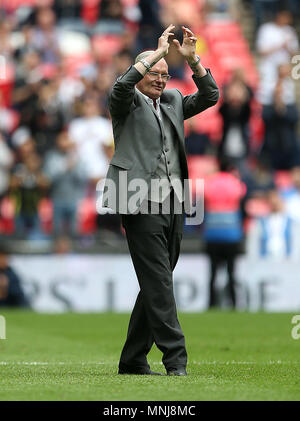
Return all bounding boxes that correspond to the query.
[158,24,175,57]
[173,26,198,60]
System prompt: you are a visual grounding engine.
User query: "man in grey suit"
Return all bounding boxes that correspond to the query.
[102,24,219,376]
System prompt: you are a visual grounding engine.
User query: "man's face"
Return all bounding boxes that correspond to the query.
[0,253,8,270]
[136,59,169,100]
[83,98,100,117]
[276,11,292,26]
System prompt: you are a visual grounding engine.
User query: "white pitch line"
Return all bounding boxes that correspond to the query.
[0,361,300,366]
[0,362,107,366]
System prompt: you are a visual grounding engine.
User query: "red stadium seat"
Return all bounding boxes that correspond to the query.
[166,79,190,96]
[77,197,97,235]
[0,197,15,235]
[0,61,15,107]
[38,198,53,235]
[218,55,254,70]
[81,0,101,24]
[62,53,94,78]
[211,41,249,54]
[1,0,36,12]
[92,34,124,63]
[192,112,223,142]
[204,21,242,41]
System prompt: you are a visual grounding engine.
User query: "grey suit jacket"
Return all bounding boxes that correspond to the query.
[102,65,219,214]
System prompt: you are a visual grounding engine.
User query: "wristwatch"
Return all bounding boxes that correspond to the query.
[139,59,152,72]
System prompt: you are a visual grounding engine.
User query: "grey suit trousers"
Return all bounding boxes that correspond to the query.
[119,191,187,372]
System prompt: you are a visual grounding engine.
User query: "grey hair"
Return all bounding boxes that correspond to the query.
[134,50,156,64]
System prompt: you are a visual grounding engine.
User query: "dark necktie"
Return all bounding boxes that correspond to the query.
[153,99,157,110]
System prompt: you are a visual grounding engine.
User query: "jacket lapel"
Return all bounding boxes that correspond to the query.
[160,102,183,141]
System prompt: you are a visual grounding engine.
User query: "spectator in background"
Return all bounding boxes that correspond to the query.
[203,158,246,309]
[184,117,211,155]
[246,189,300,258]
[242,157,275,199]
[0,133,14,201]
[256,9,299,107]
[44,130,87,237]
[135,0,163,53]
[10,152,49,239]
[0,18,13,60]
[52,0,81,21]
[0,91,18,136]
[30,78,64,156]
[13,25,35,60]
[78,65,98,101]
[94,67,115,117]
[252,0,281,28]
[113,50,134,78]
[281,166,300,224]
[240,157,275,222]
[218,70,253,171]
[0,245,29,308]
[12,49,43,129]
[160,0,204,29]
[223,67,253,101]
[68,94,113,187]
[11,127,36,163]
[100,0,124,21]
[55,65,85,123]
[30,6,61,64]
[251,0,300,28]
[260,63,299,170]
[206,0,240,19]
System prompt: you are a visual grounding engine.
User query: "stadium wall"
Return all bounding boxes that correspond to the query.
[11,254,300,313]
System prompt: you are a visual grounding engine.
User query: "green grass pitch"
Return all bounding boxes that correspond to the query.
[0,310,299,401]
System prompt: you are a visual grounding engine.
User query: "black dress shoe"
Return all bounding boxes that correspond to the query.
[167,369,187,376]
[118,368,164,375]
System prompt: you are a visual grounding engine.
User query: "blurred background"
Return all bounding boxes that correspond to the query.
[0,0,300,313]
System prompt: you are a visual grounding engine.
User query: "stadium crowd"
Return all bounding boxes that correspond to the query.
[0,0,299,260]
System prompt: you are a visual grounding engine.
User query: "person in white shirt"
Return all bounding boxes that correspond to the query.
[256,9,299,106]
[246,189,300,259]
[282,166,300,224]
[68,95,113,185]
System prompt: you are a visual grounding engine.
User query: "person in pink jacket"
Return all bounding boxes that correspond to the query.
[203,158,246,309]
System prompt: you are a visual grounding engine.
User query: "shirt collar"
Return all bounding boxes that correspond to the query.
[136,88,161,108]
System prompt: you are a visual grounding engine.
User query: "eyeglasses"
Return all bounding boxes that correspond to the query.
[147,71,171,82]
